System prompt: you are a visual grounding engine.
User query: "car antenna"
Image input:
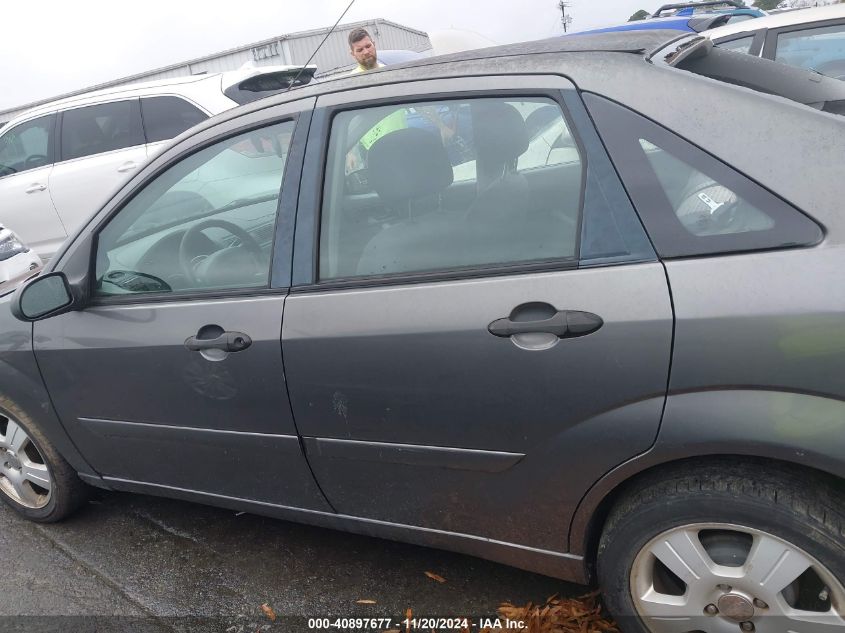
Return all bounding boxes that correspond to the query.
[286,0,357,91]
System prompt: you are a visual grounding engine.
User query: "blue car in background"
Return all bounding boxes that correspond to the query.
[578,0,765,35]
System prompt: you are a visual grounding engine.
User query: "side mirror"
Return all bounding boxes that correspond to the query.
[11,272,76,322]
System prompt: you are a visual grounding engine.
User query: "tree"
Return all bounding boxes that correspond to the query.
[628,9,650,20]
[752,0,781,8]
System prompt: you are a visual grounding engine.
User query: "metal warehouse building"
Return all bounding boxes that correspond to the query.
[0,19,431,125]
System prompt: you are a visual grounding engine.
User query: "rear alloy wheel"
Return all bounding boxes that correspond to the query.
[597,461,845,633]
[0,397,87,522]
[631,523,845,633]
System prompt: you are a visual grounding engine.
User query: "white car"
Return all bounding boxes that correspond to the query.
[0,64,314,260]
[0,224,41,288]
[704,5,845,78]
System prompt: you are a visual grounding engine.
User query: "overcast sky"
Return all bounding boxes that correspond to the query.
[0,0,650,111]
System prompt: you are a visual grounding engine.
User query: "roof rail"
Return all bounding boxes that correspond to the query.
[652,0,745,17]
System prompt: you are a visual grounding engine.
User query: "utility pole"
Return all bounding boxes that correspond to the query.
[558,1,573,32]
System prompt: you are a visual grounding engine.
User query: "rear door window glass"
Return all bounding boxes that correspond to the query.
[60,100,144,161]
[0,114,55,177]
[319,97,584,280]
[141,96,209,143]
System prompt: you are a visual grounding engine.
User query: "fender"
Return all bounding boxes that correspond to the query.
[0,293,102,484]
[568,388,845,557]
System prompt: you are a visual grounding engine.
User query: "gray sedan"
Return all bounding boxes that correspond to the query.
[1,31,843,633]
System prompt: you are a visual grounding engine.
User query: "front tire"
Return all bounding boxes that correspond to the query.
[0,396,88,522]
[597,460,845,633]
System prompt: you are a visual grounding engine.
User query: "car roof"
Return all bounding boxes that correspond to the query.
[177,30,841,237]
[705,3,845,39]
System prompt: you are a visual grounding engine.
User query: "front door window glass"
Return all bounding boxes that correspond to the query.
[95,120,295,296]
[775,24,845,79]
[0,115,54,177]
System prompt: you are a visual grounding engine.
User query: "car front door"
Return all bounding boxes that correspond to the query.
[762,19,845,79]
[33,98,331,511]
[48,99,150,250]
[282,77,674,554]
[0,113,67,258]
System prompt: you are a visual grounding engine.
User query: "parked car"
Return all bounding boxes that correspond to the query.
[652,0,764,19]
[0,64,315,260]
[1,30,844,633]
[0,224,40,287]
[577,0,765,35]
[705,4,845,78]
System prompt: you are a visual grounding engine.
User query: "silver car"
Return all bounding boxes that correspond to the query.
[1,31,843,633]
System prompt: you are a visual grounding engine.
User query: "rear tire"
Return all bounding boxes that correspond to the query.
[0,396,88,522]
[597,460,845,633]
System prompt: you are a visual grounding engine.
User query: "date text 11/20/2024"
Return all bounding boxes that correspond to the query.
[307,617,527,630]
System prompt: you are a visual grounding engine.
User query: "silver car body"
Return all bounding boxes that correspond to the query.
[0,32,843,584]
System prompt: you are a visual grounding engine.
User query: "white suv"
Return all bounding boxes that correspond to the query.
[0,65,314,259]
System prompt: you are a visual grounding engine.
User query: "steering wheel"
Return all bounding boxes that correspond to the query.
[178,219,263,286]
[24,154,49,169]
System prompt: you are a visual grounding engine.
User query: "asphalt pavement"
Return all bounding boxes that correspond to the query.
[0,488,585,633]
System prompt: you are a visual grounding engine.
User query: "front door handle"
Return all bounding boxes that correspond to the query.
[184,331,252,353]
[488,310,603,339]
[25,183,47,194]
[117,161,139,173]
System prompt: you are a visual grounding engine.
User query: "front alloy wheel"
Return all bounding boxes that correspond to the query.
[0,396,87,522]
[0,415,52,509]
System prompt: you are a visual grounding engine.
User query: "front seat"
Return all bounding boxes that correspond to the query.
[356,127,454,276]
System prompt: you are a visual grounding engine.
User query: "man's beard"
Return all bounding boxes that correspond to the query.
[361,55,378,69]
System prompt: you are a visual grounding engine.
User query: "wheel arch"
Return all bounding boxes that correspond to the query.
[0,348,99,480]
[571,452,844,584]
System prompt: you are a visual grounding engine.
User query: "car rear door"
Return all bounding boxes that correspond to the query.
[34,97,331,511]
[281,76,674,554]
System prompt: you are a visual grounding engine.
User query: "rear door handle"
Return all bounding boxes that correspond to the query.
[488,310,603,339]
[184,331,252,353]
[25,183,47,194]
[117,161,138,173]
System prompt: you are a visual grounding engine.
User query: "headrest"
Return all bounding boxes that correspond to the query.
[368,127,454,204]
[471,101,529,163]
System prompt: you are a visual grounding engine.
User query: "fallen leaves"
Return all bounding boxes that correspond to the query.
[260,603,277,622]
[424,571,447,583]
[479,590,618,633]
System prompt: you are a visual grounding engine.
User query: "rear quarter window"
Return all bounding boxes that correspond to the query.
[584,94,822,258]
[141,96,209,143]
